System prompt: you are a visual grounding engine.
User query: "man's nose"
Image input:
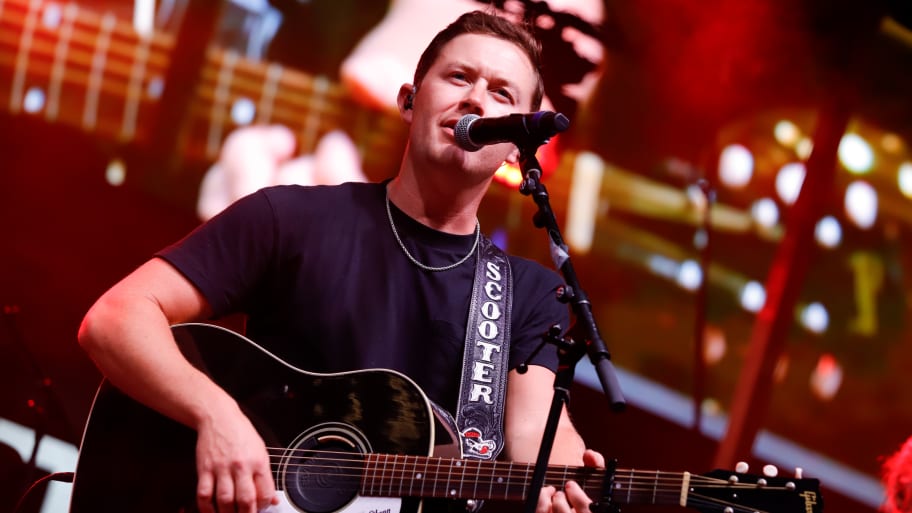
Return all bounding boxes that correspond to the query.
[459,83,486,115]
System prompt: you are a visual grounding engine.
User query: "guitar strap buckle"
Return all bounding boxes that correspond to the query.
[455,236,512,461]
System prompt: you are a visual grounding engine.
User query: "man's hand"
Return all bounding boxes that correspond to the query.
[536,449,605,513]
[194,407,279,513]
[197,125,366,221]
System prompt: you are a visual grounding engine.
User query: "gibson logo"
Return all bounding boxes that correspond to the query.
[800,491,818,513]
[469,260,505,405]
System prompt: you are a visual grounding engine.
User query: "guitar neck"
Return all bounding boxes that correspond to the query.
[357,453,687,508]
[0,0,404,173]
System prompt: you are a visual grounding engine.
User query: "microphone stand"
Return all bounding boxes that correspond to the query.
[515,143,626,513]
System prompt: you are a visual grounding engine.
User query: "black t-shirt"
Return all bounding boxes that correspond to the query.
[158,182,568,412]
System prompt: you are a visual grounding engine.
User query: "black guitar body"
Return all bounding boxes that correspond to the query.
[70,323,457,513]
[68,324,824,513]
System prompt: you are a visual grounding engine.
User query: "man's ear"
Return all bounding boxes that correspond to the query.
[397,83,416,121]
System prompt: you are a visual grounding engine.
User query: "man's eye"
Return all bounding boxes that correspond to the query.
[495,89,514,102]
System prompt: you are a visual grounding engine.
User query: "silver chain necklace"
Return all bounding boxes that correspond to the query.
[385,190,480,272]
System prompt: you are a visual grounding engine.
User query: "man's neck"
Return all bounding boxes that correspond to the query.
[386,171,490,235]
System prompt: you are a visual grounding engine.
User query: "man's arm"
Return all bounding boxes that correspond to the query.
[77,257,278,513]
[504,365,604,513]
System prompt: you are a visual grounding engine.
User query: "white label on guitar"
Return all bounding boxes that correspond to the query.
[267,494,402,513]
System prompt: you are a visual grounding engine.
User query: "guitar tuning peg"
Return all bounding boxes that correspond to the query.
[795,467,803,479]
[735,461,749,473]
[762,464,778,477]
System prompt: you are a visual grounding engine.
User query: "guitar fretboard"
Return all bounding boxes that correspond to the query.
[279,449,696,507]
[0,0,405,175]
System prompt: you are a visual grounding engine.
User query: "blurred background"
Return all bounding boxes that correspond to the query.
[1,0,911,511]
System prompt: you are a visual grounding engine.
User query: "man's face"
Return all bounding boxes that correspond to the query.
[405,33,539,179]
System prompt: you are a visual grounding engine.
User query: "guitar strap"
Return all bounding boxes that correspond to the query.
[455,236,512,461]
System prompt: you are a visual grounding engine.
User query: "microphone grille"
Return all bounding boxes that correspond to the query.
[454,114,482,152]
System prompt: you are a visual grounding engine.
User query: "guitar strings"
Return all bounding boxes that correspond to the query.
[258,448,784,511]
[260,446,785,494]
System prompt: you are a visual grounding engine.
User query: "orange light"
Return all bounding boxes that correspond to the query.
[492,134,562,188]
[494,162,524,188]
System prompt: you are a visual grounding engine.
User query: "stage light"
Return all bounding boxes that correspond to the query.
[703,324,727,365]
[838,133,875,174]
[773,120,800,147]
[814,216,842,249]
[566,151,604,253]
[810,353,843,401]
[740,280,766,313]
[844,181,878,229]
[751,197,779,228]
[676,259,702,291]
[775,162,806,205]
[718,143,753,188]
[881,133,904,154]
[800,302,829,334]
[796,137,814,160]
[898,162,912,199]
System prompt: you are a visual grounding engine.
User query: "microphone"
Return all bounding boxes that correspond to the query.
[454,111,570,152]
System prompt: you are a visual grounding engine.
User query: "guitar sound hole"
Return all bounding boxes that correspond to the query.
[281,425,369,513]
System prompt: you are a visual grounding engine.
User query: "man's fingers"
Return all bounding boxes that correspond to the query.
[215,471,236,513]
[551,489,572,513]
[254,468,280,509]
[565,480,593,511]
[197,472,216,513]
[234,471,259,513]
[583,449,605,468]
[536,485,557,513]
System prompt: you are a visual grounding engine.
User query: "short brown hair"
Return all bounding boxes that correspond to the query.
[412,11,544,111]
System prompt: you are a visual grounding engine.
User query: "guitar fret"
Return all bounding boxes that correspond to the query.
[82,12,115,131]
[46,2,78,121]
[391,453,402,498]
[206,49,237,158]
[300,74,329,153]
[419,453,429,498]
[364,453,377,496]
[431,454,442,498]
[487,460,496,500]
[445,458,457,498]
[120,32,150,141]
[256,62,282,123]
[9,0,41,115]
[396,455,408,497]
[403,454,413,498]
[384,453,394,497]
[471,456,480,500]
[652,469,659,503]
[506,460,514,500]
[627,468,634,504]
[524,462,532,501]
